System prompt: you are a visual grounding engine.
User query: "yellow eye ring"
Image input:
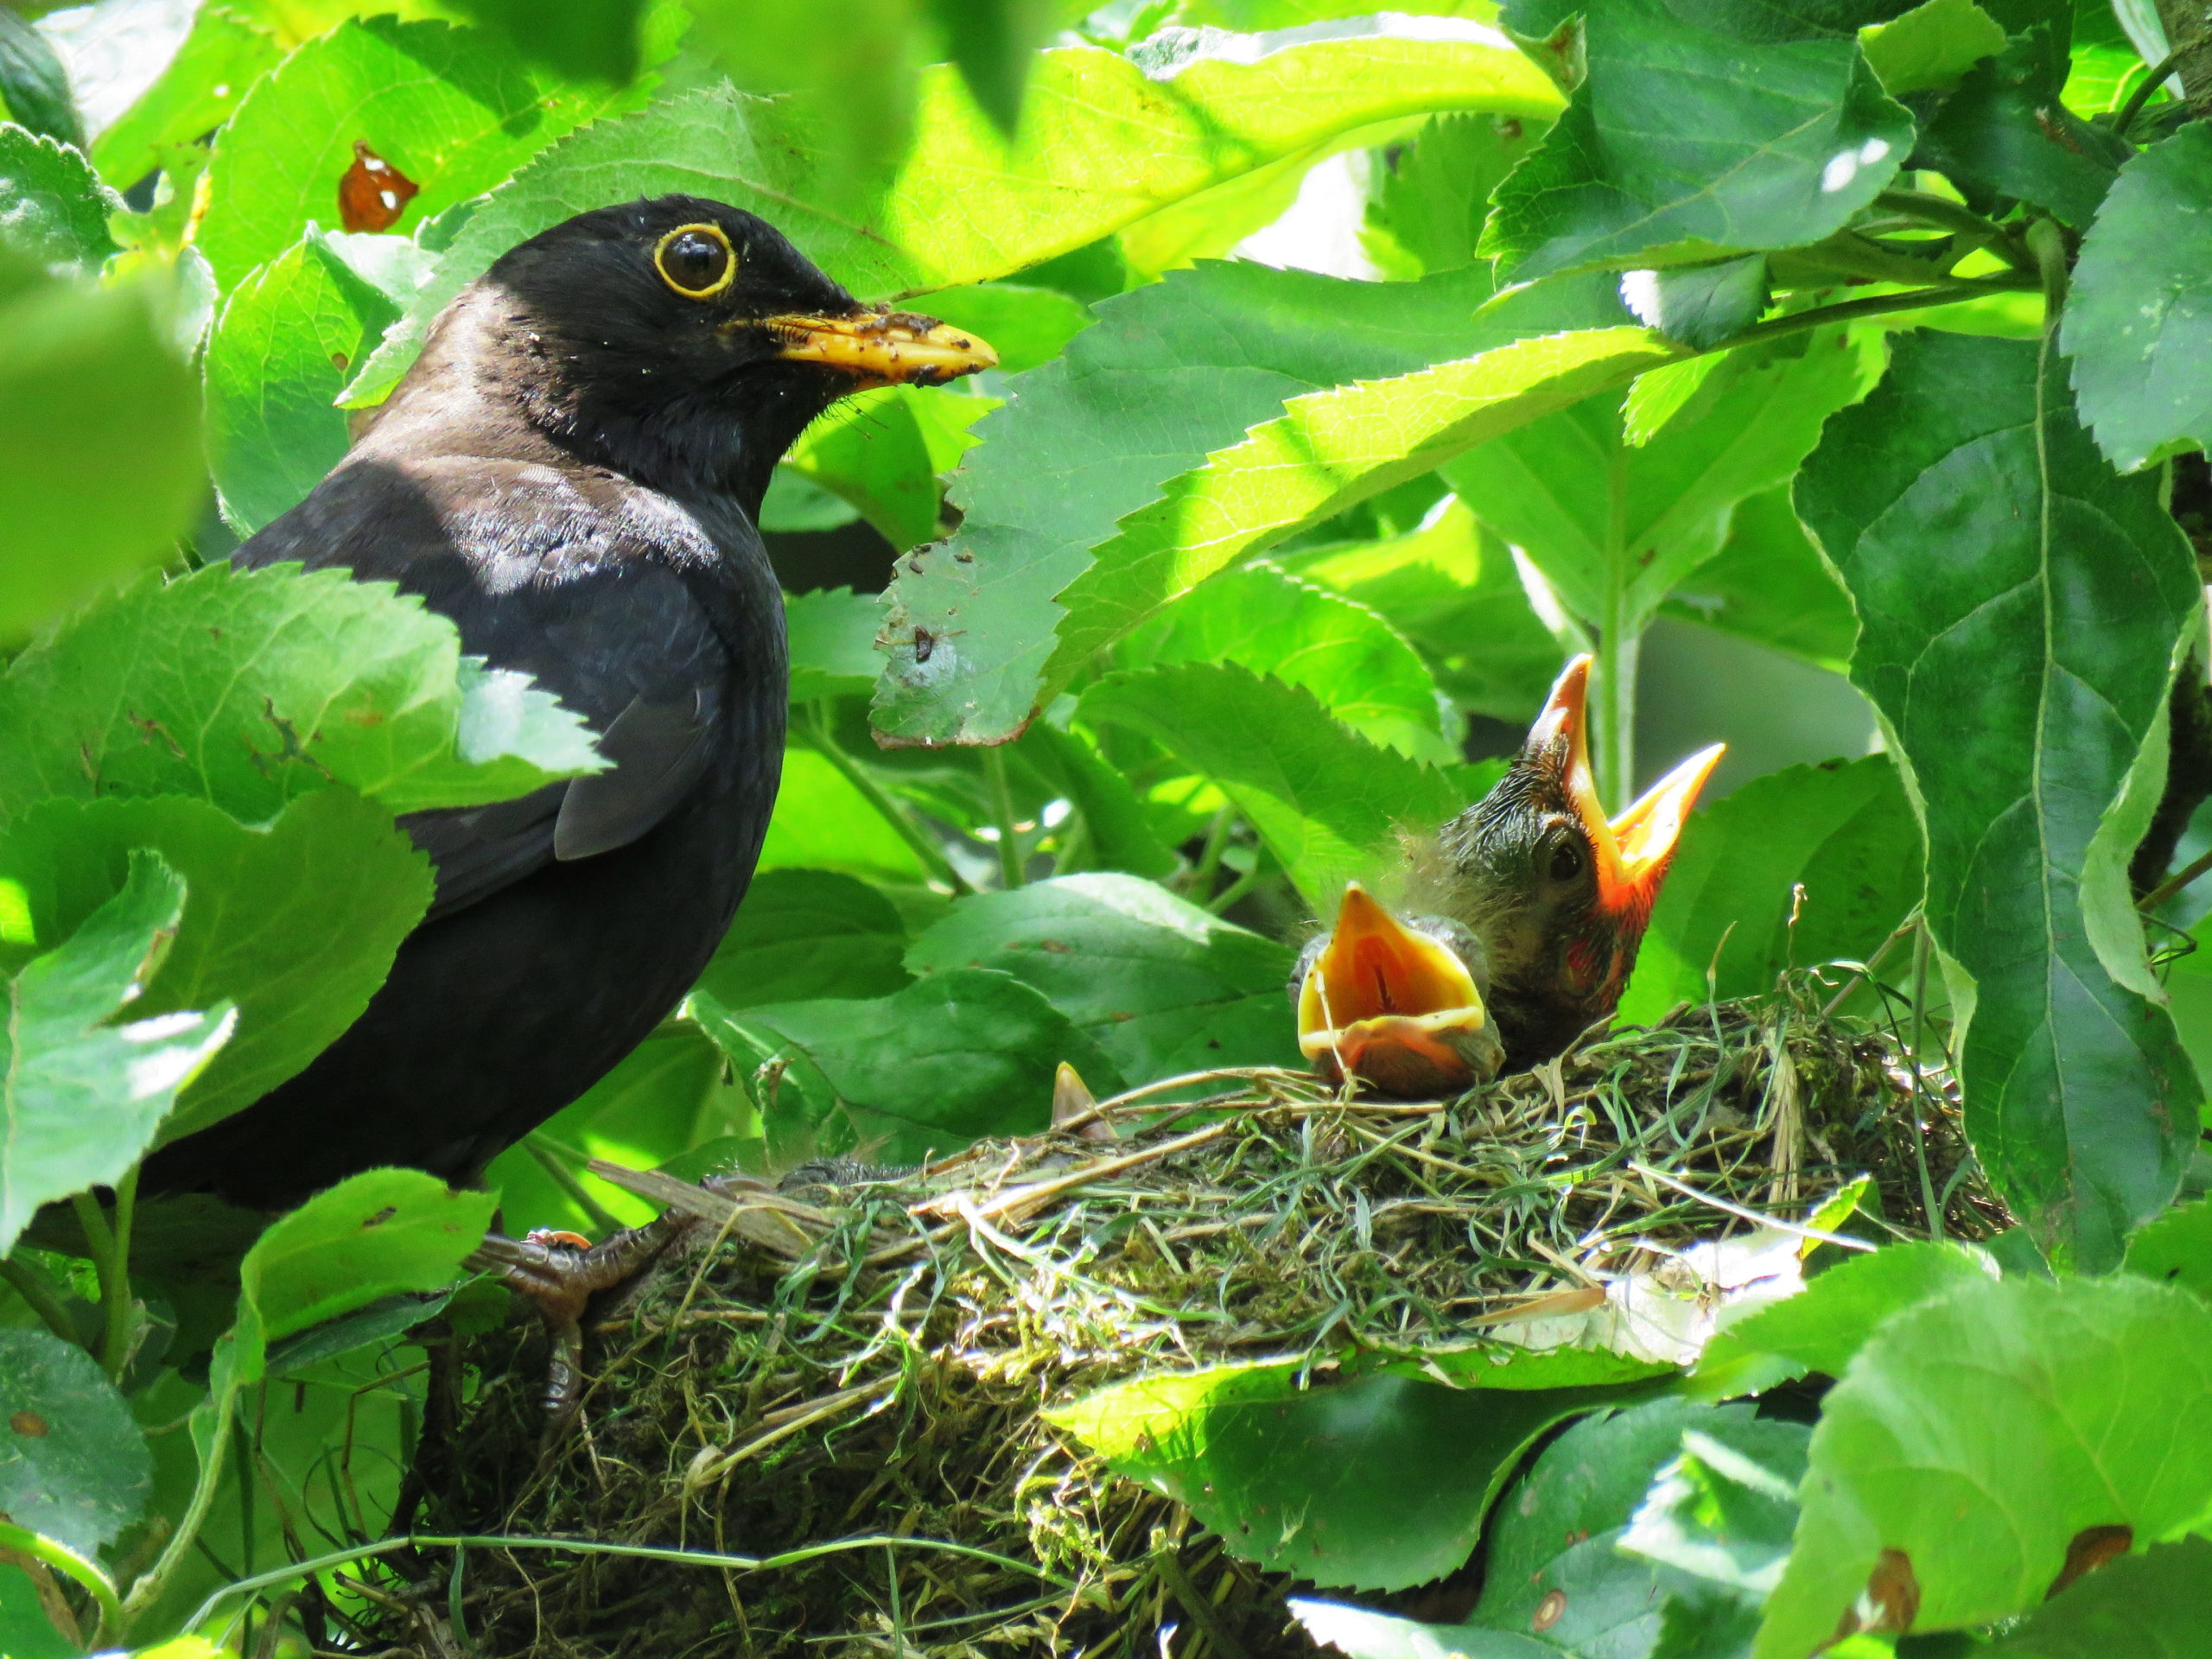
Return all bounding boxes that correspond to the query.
[653,222,737,299]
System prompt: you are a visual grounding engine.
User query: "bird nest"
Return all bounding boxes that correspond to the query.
[374,982,1999,1659]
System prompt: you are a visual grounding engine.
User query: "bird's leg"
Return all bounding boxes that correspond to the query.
[466,1214,697,1421]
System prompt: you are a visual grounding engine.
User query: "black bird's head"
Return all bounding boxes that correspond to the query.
[399,194,996,508]
[1298,655,1724,1094]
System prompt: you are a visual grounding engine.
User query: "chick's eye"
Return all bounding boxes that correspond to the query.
[1548,837,1586,882]
[655,225,735,298]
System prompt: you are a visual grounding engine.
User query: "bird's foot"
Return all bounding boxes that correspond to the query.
[467,1215,692,1421]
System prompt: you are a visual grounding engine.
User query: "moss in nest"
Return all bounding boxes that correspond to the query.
[378,984,1994,1659]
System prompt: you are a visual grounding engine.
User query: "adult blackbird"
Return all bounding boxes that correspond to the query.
[1295,655,1723,1096]
[142,196,995,1208]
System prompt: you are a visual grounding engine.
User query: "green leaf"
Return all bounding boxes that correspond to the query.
[1755,1274,2212,1654]
[879,265,1671,744]
[442,0,649,84]
[1467,1398,1787,1654]
[202,231,404,534]
[1620,1418,1809,1607]
[0,1329,149,1555]
[1443,329,1876,644]
[1116,561,1452,761]
[786,588,891,705]
[1661,486,1859,671]
[0,11,80,148]
[0,854,232,1256]
[1620,256,1771,352]
[1080,663,1468,912]
[89,5,282,190]
[1363,111,1543,281]
[196,15,639,290]
[1915,18,2129,231]
[0,124,115,272]
[1618,757,1923,1026]
[728,968,1122,1160]
[347,29,1564,404]
[909,280,1092,376]
[1283,499,1568,727]
[1049,1362,1644,1592]
[0,562,604,828]
[1291,1600,1558,1659]
[924,0,1048,135]
[0,269,203,639]
[1689,1241,1997,1401]
[784,385,992,551]
[905,874,1300,1085]
[1859,0,2006,94]
[2061,124,2212,474]
[224,1166,497,1395]
[1797,329,2202,1270]
[1982,1536,2212,1658]
[695,868,911,1010]
[2120,1197,2212,1306]
[1479,0,1914,279]
[758,746,929,886]
[0,791,430,1146]
[1023,718,1179,882]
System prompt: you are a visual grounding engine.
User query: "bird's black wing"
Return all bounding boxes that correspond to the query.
[239,453,740,921]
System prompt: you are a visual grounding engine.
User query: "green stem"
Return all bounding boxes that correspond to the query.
[2139,844,2212,913]
[123,1395,235,1624]
[1722,276,2037,352]
[802,706,973,896]
[0,1259,82,1348]
[101,1169,137,1382]
[982,747,1025,890]
[522,1134,626,1234]
[1599,442,1637,813]
[2026,218,2069,320]
[2113,41,2202,135]
[1906,920,1945,1243]
[1205,861,1265,917]
[69,1189,133,1384]
[0,1520,120,1649]
[1872,189,2033,270]
[1188,806,1235,898]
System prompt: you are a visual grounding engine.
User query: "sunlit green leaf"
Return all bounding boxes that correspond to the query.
[880,265,1669,744]
[1117,561,1452,761]
[906,874,1299,1084]
[0,563,604,828]
[785,385,992,551]
[0,124,114,272]
[89,5,282,189]
[2120,1196,2212,1306]
[1618,756,1922,1025]
[203,230,404,534]
[0,791,429,1146]
[912,279,1092,376]
[348,27,1561,404]
[1689,1241,1996,1401]
[0,855,232,1256]
[1283,499,1567,726]
[1051,1360,1648,1592]
[0,1329,149,1555]
[0,268,202,639]
[1756,1274,2212,1653]
[1082,663,1469,911]
[2061,124,2212,473]
[1290,1599,1556,1659]
[758,745,928,886]
[197,15,641,289]
[785,587,888,704]
[1858,0,2005,94]
[1797,329,2202,1270]
[1363,111,1542,281]
[1480,0,1914,279]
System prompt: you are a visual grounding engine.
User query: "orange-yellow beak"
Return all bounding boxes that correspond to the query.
[1297,885,1503,1097]
[762,306,997,388]
[1529,655,1726,930]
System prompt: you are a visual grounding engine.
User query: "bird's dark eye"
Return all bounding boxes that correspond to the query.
[1548,836,1586,882]
[654,224,736,299]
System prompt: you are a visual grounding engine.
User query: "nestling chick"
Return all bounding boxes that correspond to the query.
[1296,655,1724,1096]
